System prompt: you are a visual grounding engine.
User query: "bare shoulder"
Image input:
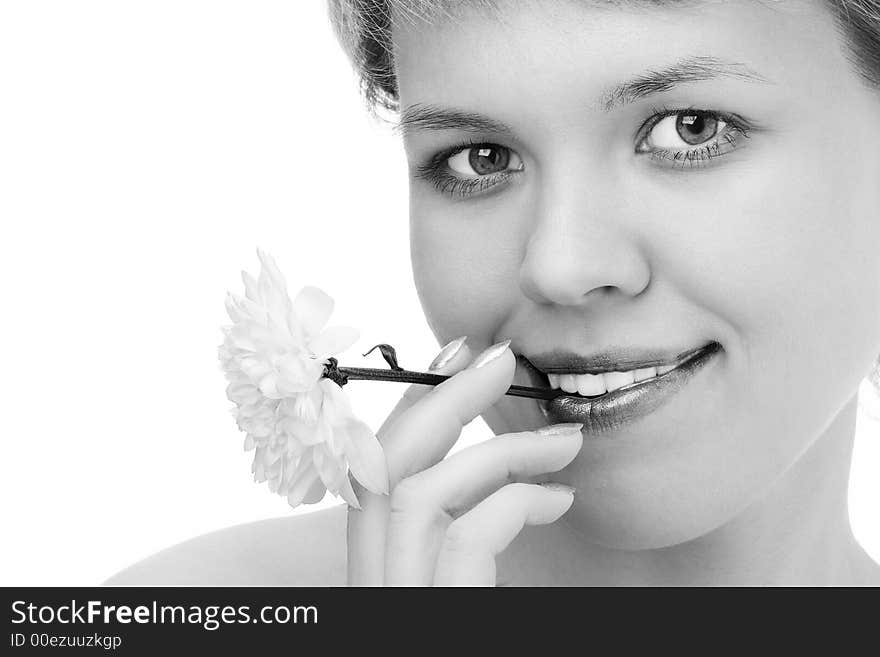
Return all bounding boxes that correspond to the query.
[102,505,348,586]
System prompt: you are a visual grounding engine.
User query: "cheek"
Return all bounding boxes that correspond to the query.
[645,123,880,450]
[410,192,526,342]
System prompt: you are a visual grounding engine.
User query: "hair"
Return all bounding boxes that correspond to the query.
[327,0,880,114]
[326,0,880,396]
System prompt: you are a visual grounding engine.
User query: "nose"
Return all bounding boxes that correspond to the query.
[518,176,652,307]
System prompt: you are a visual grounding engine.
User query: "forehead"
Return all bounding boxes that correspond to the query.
[390,0,843,120]
[388,0,710,24]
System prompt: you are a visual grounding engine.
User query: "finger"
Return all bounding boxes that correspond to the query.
[347,335,471,586]
[384,424,583,585]
[382,340,516,485]
[433,482,575,586]
[377,336,472,437]
[359,340,514,584]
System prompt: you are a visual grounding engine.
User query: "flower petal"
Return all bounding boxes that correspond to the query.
[313,445,343,487]
[274,353,324,395]
[256,249,289,298]
[308,326,359,359]
[343,419,389,495]
[255,250,294,329]
[337,474,361,509]
[285,460,321,508]
[292,286,334,337]
[318,378,354,421]
[302,478,328,504]
[241,270,260,303]
[224,292,244,323]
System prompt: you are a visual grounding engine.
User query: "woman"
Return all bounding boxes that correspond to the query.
[106,0,880,585]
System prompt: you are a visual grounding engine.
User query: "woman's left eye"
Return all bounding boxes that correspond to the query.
[635,109,752,168]
[413,141,524,199]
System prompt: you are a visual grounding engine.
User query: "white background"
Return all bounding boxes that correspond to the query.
[1,1,878,585]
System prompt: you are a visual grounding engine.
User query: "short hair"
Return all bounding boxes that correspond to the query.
[327,0,880,118]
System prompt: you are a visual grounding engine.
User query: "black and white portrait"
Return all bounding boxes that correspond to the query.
[4,0,880,589]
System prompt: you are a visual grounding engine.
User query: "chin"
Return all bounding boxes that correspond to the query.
[560,453,762,551]
[567,492,738,551]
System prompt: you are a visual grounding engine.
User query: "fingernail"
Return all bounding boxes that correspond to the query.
[467,339,512,369]
[540,482,576,495]
[536,423,584,436]
[428,336,467,371]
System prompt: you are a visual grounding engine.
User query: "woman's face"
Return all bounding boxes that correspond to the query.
[393,0,880,548]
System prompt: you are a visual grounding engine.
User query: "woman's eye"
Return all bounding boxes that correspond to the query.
[447,144,523,177]
[636,110,751,168]
[414,142,524,199]
[648,113,726,148]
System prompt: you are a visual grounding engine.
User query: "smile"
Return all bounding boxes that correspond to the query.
[518,341,722,433]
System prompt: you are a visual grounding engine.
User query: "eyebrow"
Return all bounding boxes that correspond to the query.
[393,104,511,138]
[600,55,769,110]
[393,55,770,137]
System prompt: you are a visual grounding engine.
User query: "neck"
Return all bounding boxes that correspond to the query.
[505,395,878,586]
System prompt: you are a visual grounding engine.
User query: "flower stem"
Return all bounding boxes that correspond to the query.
[322,344,585,401]
[328,363,571,401]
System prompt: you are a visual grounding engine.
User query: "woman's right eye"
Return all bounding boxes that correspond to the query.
[414,141,525,199]
[447,144,523,176]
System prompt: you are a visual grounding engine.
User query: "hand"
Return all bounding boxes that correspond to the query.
[346,338,583,586]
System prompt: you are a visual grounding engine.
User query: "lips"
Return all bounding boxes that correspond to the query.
[518,342,722,433]
[525,343,712,375]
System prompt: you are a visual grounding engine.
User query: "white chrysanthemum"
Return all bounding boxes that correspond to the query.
[218,248,389,509]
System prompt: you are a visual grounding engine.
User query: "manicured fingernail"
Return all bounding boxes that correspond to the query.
[467,339,512,369]
[428,336,467,371]
[536,423,584,436]
[540,482,576,495]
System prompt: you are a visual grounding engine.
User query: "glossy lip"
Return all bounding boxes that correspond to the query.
[526,343,710,375]
[519,342,722,434]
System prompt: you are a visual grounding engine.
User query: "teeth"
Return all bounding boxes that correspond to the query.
[544,359,688,394]
[576,373,606,396]
[559,374,578,393]
[603,370,635,392]
[633,367,657,382]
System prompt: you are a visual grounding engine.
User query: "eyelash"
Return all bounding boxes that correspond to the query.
[413,137,520,199]
[636,104,753,169]
[414,107,755,198]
